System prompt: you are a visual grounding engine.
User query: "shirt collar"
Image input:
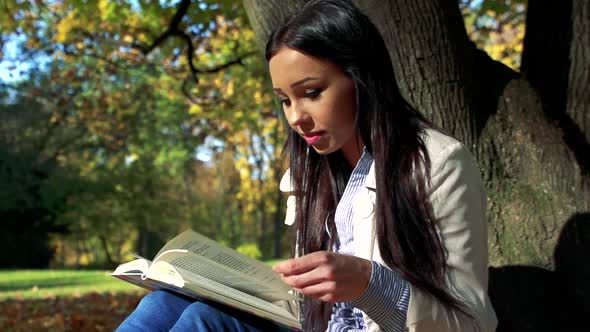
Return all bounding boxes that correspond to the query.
[358,147,376,190]
[365,162,376,190]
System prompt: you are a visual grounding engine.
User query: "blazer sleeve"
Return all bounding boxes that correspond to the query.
[405,142,497,332]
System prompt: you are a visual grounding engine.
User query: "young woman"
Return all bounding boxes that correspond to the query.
[117,0,497,331]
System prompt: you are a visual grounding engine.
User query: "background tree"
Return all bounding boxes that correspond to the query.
[0,76,84,267]
[1,0,288,266]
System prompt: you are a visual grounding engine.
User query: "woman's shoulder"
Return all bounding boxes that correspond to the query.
[422,128,461,157]
[421,128,475,168]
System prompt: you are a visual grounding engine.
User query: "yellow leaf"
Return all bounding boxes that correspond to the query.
[226,80,234,97]
[253,91,263,104]
[189,104,203,115]
[98,0,115,20]
[54,10,77,43]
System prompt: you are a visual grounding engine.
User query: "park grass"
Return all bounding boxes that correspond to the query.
[0,259,285,300]
[264,258,284,266]
[0,270,145,300]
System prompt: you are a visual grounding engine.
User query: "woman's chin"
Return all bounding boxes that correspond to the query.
[310,144,338,155]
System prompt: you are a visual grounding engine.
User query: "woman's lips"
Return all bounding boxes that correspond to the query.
[302,132,324,145]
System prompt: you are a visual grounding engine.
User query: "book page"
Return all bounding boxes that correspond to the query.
[112,273,170,293]
[146,261,301,330]
[154,230,293,299]
[111,258,151,275]
[154,250,295,302]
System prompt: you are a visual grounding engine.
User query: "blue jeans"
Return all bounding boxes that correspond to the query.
[116,290,297,332]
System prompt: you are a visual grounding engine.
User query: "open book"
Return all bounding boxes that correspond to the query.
[112,230,301,330]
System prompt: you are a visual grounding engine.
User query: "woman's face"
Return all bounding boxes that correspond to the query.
[269,47,363,165]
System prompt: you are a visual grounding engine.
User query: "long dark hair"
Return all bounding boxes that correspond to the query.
[266,0,470,330]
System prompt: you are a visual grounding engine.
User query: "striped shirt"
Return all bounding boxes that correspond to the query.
[326,149,410,332]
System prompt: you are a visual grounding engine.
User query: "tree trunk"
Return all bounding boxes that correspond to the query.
[136,177,165,258]
[521,0,589,185]
[353,0,479,146]
[242,0,307,53]
[99,235,114,266]
[566,0,590,179]
[567,0,590,143]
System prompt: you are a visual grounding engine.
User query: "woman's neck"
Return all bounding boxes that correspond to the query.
[340,134,365,167]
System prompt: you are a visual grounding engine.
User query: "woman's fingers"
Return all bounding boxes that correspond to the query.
[273,251,334,275]
[296,280,339,303]
[273,251,372,302]
[280,262,336,288]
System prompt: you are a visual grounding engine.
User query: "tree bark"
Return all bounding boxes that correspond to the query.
[521,0,589,183]
[242,0,307,53]
[353,0,479,146]
[521,1,573,120]
[566,0,590,174]
[480,78,585,265]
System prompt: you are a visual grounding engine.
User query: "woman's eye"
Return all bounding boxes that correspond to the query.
[305,89,322,100]
[279,97,290,106]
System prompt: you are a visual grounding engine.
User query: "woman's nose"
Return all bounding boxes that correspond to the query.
[287,103,310,128]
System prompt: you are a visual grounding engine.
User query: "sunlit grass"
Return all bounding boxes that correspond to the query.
[0,270,144,300]
[0,259,286,300]
[264,258,284,266]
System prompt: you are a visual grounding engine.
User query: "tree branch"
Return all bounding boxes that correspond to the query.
[131,0,255,84]
[139,0,192,54]
[174,30,200,83]
[181,50,256,99]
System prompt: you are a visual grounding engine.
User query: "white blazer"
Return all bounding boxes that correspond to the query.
[280,129,498,332]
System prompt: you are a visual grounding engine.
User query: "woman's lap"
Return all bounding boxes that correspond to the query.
[116,290,294,332]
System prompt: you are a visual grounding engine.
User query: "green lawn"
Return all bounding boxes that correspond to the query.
[0,259,285,300]
[264,258,284,267]
[0,270,144,300]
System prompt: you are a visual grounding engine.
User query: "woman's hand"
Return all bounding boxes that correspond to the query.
[273,251,372,303]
